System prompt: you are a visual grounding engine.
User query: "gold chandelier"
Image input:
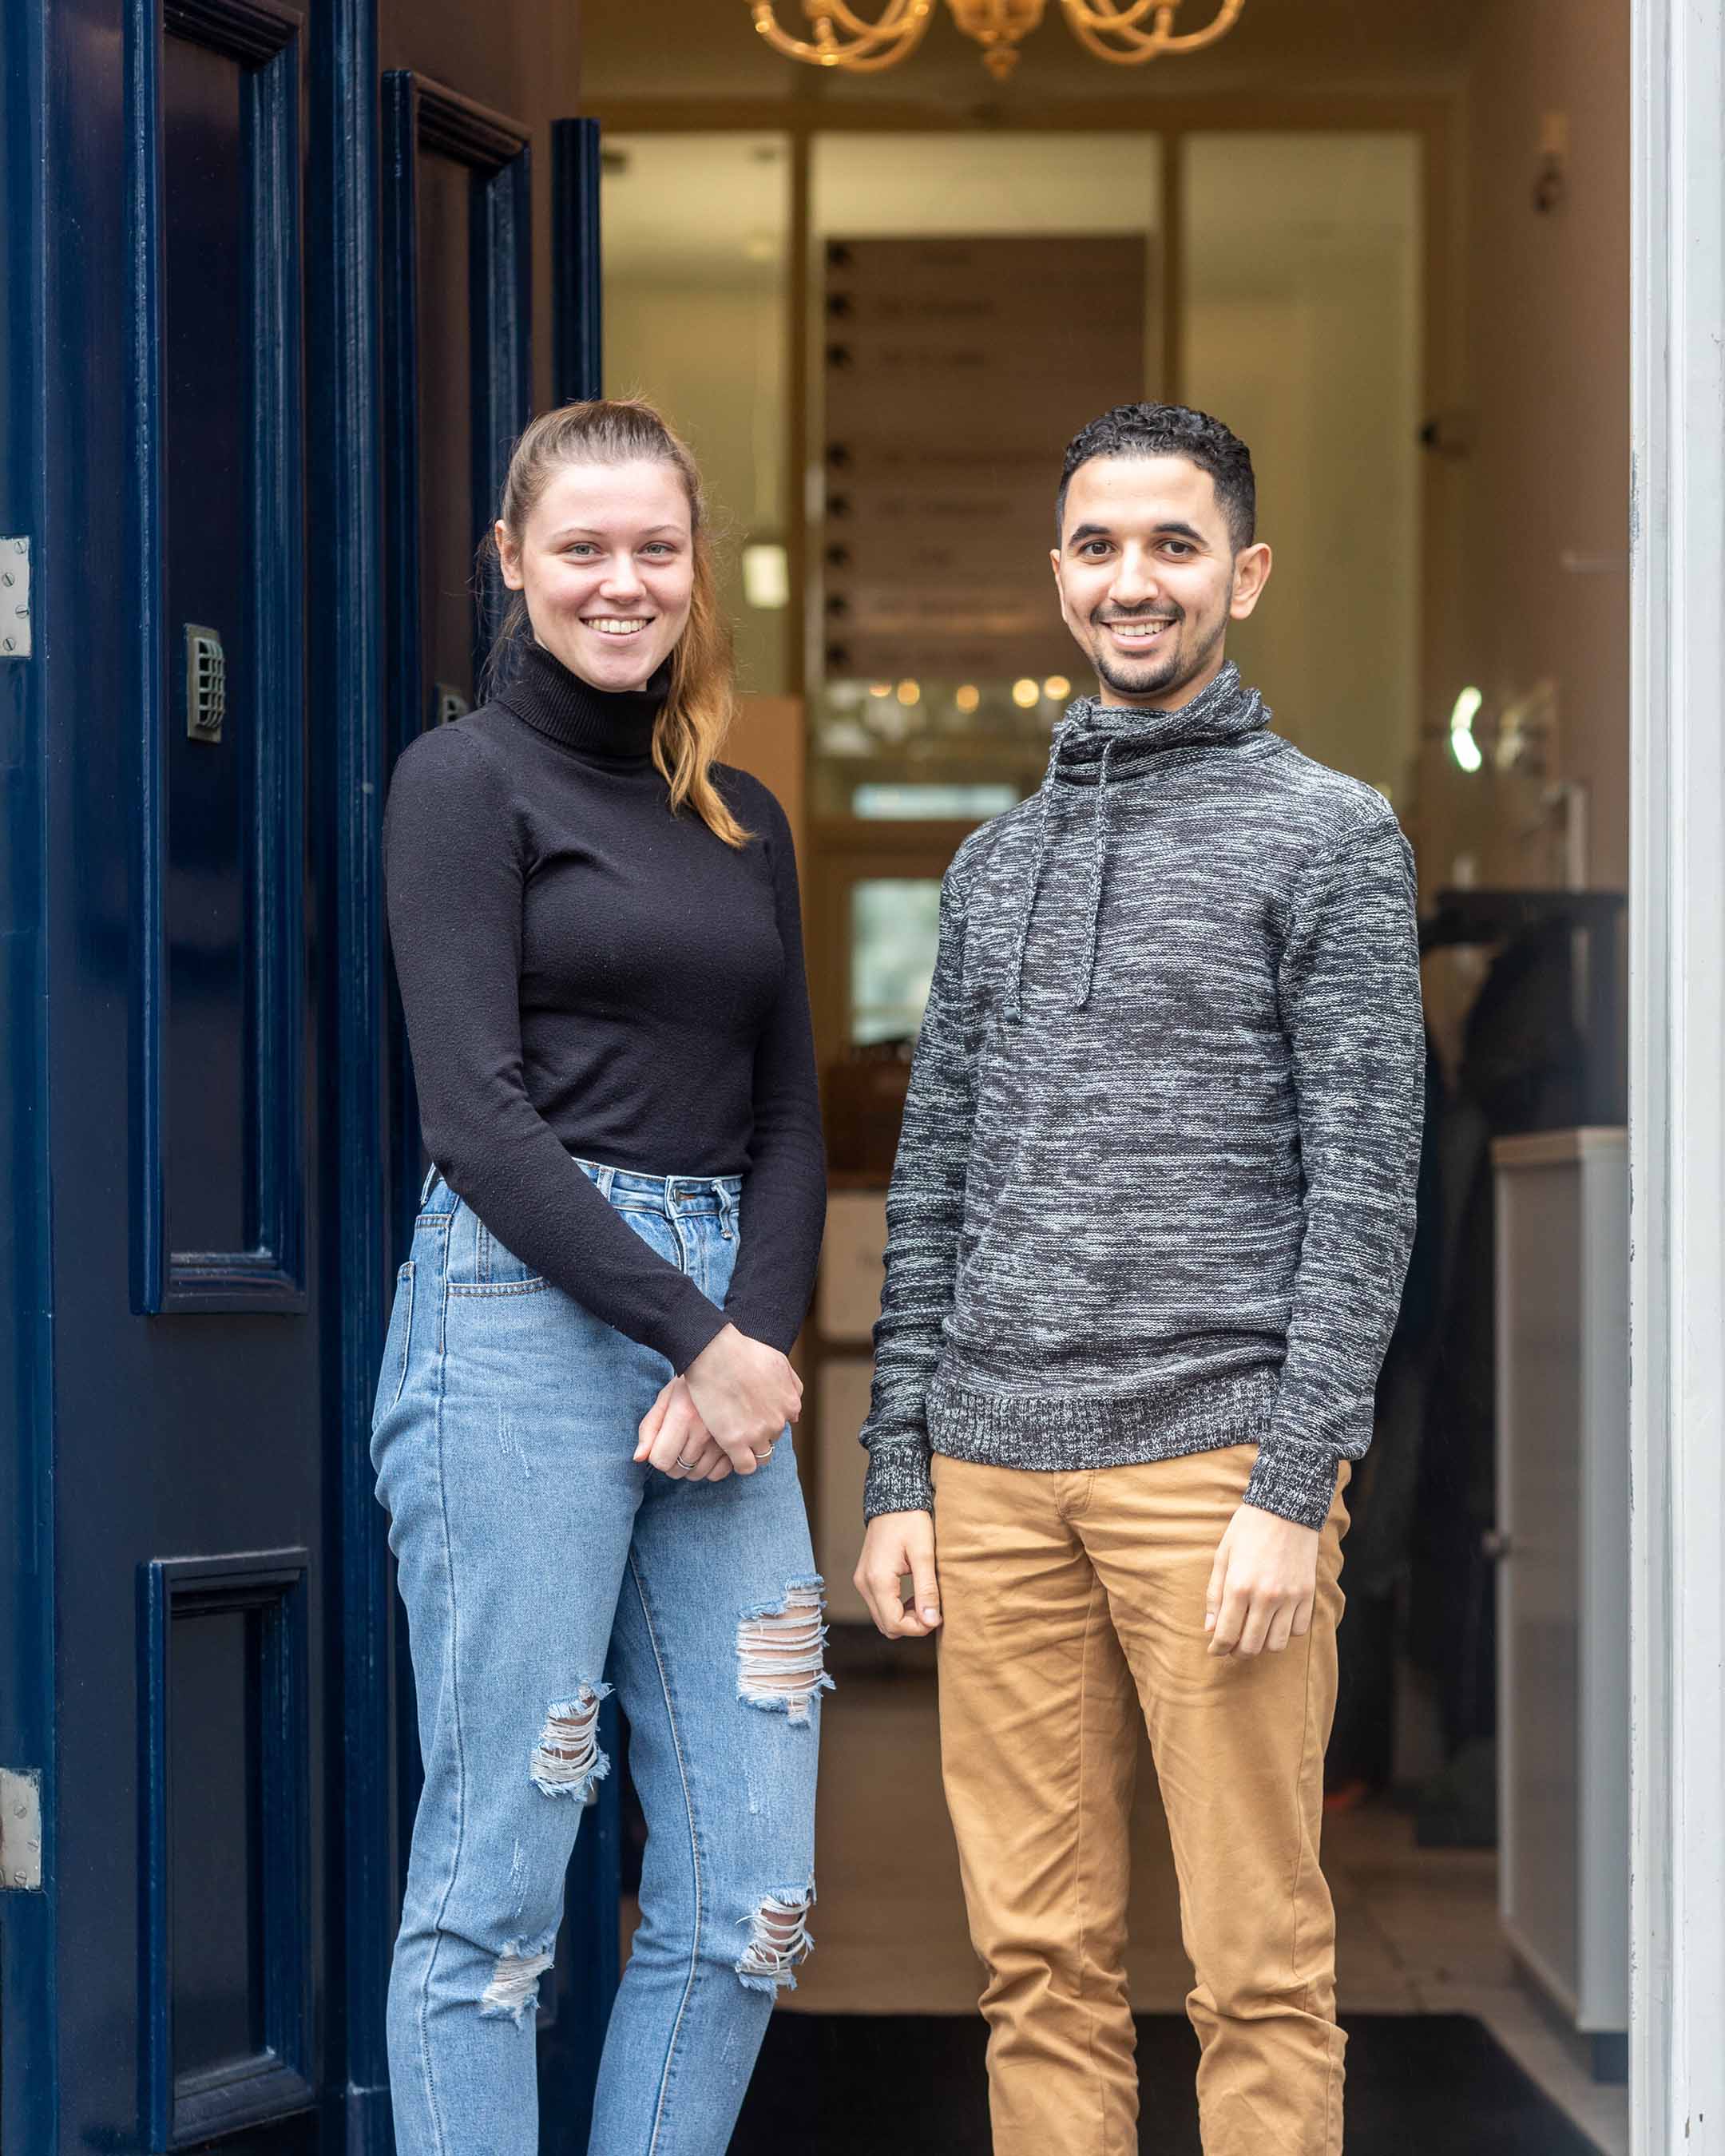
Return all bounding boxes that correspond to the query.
[748,0,1245,81]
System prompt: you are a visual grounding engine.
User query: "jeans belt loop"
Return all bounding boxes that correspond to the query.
[720,1183,740,1240]
[596,1162,616,1202]
[418,1160,439,1207]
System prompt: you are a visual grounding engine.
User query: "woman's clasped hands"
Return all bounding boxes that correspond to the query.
[633,1322,802,1483]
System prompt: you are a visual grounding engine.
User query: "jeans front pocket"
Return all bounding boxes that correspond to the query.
[373,1260,415,1426]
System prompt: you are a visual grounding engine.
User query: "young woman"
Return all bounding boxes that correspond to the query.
[372,398,828,2155]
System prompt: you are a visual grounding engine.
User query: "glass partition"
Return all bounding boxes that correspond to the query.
[807,133,1164,816]
[849,878,943,1046]
[601,133,792,696]
[1182,133,1422,803]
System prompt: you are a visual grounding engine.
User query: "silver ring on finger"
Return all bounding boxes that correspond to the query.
[675,1453,700,1472]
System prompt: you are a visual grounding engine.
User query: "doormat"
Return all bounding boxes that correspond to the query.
[728,2012,1604,2154]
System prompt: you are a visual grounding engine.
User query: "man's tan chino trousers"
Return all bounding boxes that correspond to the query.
[933,1442,1352,2156]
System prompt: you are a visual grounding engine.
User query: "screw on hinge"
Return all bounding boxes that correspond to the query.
[0,1769,42,1889]
[0,540,29,659]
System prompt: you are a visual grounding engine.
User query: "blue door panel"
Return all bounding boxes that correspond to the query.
[162,29,251,1263]
[137,0,308,1318]
[418,146,478,717]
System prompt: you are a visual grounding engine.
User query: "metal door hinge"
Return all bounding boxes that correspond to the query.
[0,1768,42,1890]
[1,537,31,658]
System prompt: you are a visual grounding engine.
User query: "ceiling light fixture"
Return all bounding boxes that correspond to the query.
[748,0,1244,82]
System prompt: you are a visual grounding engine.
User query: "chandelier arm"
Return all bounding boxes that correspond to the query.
[1143,2,1247,54]
[819,30,938,68]
[749,0,932,66]
[820,0,927,38]
[751,5,838,65]
[1060,0,1164,31]
[1061,0,1243,59]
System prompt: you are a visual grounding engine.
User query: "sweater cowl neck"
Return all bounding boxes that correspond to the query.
[1010,660,1271,1013]
[494,636,671,761]
[1054,660,1267,775]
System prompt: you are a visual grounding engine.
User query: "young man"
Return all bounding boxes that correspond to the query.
[854,403,1424,2156]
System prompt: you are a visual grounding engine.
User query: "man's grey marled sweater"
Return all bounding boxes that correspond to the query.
[859,663,1426,1532]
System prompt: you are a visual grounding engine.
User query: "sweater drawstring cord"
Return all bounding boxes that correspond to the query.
[1073,735,1114,1009]
[1007,720,1073,1017]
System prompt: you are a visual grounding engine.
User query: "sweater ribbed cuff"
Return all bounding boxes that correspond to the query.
[1243,1433,1340,1531]
[862,1439,935,1520]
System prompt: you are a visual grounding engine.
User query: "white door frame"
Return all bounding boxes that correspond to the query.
[1630,3,1725,2150]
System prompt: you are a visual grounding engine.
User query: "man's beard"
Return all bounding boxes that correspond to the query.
[1091,605,1224,700]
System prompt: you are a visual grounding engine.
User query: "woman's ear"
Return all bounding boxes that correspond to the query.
[495,519,524,592]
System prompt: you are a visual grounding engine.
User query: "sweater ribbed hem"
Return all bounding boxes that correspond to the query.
[926,1363,1279,1472]
[863,1365,1294,1523]
[864,1370,1346,1529]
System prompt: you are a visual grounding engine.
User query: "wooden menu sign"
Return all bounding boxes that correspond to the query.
[821,234,1147,683]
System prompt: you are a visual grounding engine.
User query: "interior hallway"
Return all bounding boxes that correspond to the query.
[767,1661,1629,2155]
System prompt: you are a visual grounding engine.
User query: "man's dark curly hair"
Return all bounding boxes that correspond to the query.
[1056,402,1255,553]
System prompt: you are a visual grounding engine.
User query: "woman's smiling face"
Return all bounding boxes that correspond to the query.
[496,458,695,693]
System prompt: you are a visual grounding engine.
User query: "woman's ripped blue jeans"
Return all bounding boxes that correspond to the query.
[371,1162,828,2155]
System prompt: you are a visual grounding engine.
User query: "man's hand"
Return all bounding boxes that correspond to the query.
[855,1510,941,1639]
[1204,1502,1321,1657]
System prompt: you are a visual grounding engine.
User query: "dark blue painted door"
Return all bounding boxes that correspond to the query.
[0,0,379,2147]
[47,2,326,2146]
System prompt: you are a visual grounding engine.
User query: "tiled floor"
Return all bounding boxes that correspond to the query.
[769,1668,1629,2156]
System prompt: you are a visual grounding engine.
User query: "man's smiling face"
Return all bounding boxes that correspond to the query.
[1051,453,1271,710]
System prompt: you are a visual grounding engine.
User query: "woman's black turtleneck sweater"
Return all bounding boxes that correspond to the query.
[382,639,825,1372]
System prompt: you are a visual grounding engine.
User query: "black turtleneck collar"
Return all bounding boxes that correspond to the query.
[494,636,671,761]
